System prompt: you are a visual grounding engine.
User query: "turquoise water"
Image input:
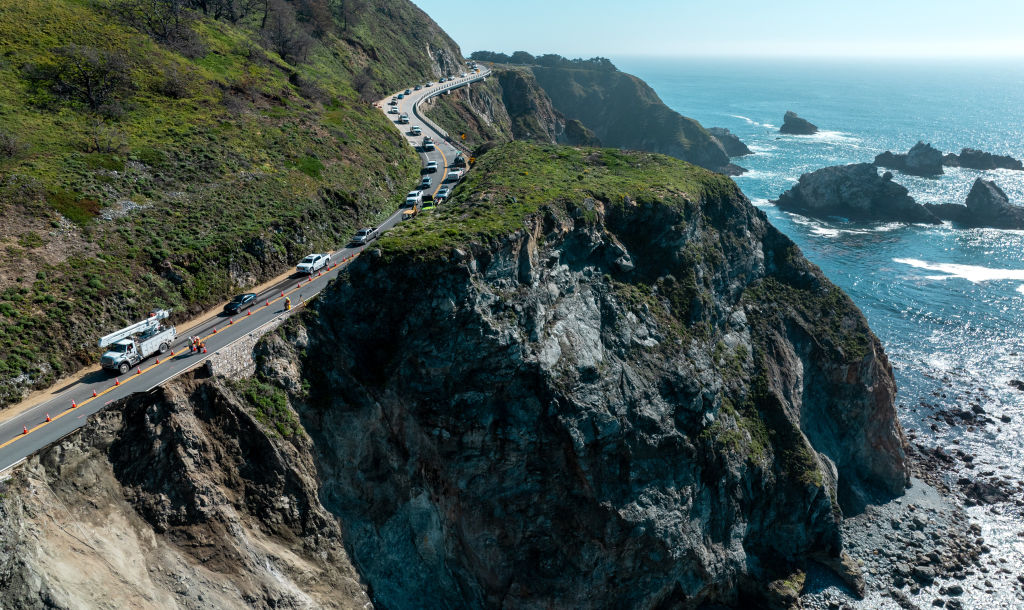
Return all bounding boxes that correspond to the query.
[617,57,1024,605]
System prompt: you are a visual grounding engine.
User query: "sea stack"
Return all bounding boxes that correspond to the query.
[708,127,753,156]
[779,111,818,135]
[943,148,1024,171]
[774,163,940,224]
[874,141,944,177]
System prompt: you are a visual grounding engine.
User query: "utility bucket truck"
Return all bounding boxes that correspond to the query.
[98,310,176,375]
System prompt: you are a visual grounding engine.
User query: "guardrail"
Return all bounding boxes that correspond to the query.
[412,71,489,155]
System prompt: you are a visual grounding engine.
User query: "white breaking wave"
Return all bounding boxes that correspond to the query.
[729,114,775,129]
[749,198,772,207]
[1016,285,1024,295]
[895,258,1024,283]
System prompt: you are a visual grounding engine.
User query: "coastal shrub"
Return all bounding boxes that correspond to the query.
[22,44,135,116]
[0,130,26,159]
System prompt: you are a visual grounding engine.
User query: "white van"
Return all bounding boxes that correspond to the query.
[444,169,463,182]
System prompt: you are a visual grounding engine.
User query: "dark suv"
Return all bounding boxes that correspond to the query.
[224,293,257,314]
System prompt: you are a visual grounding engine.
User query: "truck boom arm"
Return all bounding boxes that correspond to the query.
[98,310,170,348]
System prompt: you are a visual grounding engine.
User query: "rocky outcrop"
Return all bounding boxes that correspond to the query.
[924,178,1024,229]
[774,163,940,224]
[530,65,740,175]
[942,148,1023,171]
[874,141,945,176]
[0,374,369,608]
[709,127,753,157]
[779,111,818,135]
[563,118,601,146]
[276,142,908,608]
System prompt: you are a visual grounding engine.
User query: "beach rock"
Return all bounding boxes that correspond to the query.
[773,163,941,224]
[874,142,945,177]
[780,110,818,135]
[924,179,1024,229]
[943,148,1023,171]
[709,127,753,156]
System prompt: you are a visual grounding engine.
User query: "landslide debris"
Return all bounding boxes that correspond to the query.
[0,373,368,608]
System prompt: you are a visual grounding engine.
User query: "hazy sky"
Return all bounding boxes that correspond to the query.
[413,0,1024,59]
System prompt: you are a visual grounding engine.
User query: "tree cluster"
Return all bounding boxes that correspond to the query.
[469,51,617,72]
[22,44,136,118]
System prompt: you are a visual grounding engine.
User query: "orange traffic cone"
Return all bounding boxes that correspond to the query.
[155,358,160,364]
[247,310,252,316]
[137,367,142,375]
[266,300,270,306]
[297,283,301,289]
[72,400,77,409]
[92,390,97,397]
[45,413,51,422]
[202,346,207,354]
[115,378,120,386]
[170,350,175,356]
[212,328,218,334]
[281,291,285,297]
[318,270,322,277]
[22,426,27,435]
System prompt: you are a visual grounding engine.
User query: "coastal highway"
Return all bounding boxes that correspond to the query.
[379,67,490,200]
[0,67,488,473]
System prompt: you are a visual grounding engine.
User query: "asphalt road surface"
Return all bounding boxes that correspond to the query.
[0,67,489,473]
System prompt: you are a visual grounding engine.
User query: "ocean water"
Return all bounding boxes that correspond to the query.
[616,57,1024,604]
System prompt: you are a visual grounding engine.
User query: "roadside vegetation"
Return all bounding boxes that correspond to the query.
[0,0,461,406]
[379,141,735,260]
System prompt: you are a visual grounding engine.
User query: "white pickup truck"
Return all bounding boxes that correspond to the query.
[297,253,330,275]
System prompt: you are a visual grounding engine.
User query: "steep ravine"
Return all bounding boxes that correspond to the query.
[0,143,909,608]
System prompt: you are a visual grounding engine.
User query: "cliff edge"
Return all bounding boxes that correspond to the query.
[278,142,908,607]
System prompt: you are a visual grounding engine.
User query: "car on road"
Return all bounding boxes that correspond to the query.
[405,190,424,207]
[224,292,257,314]
[351,227,378,245]
[297,253,330,275]
[439,77,446,83]
[444,169,463,182]
[398,113,409,124]
[435,185,451,201]
[404,89,412,95]
[419,175,431,189]
[388,107,399,114]
[423,160,438,173]
[397,93,404,99]
[460,72,467,78]
[426,81,434,87]
[410,125,422,136]
[422,137,434,151]
[414,84,422,90]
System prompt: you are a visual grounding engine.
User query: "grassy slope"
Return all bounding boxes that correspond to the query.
[378,141,735,260]
[0,0,460,406]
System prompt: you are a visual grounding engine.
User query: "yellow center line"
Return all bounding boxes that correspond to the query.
[0,252,363,451]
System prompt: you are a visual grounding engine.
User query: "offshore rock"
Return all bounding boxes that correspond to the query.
[925,178,1024,229]
[774,162,941,224]
[709,127,753,157]
[283,142,909,608]
[874,141,944,176]
[779,111,818,135]
[943,148,1024,171]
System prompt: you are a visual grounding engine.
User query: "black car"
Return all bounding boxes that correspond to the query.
[224,293,257,314]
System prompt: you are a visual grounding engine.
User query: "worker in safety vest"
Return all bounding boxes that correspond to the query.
[284,297,292,311]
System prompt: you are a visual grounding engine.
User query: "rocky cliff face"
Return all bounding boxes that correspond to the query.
[421,67,564,148]
[529,66,739,175]
[254,142,907,607]
[942,148,1023,171]
[1,142,909,608]
[708,127,753,157]
[0,373,369,608]
[424,60,741,175]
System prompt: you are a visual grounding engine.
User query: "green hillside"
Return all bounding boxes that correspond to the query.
[0,0,463,405]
